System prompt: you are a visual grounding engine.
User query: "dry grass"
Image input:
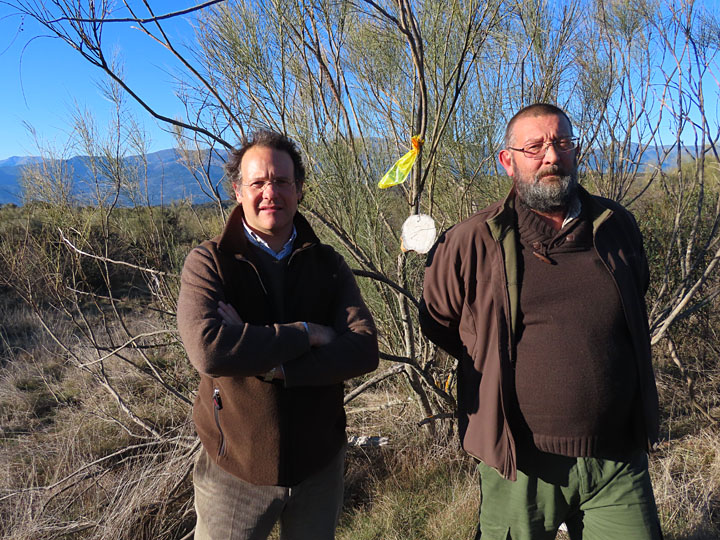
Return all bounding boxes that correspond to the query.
[1,298,720,539]
[652,430,720,539]
[338,373,481,539]
[0,297,197,540]
[339,437,480,540]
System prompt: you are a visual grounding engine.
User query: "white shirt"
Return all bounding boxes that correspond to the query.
[562,196,582,228]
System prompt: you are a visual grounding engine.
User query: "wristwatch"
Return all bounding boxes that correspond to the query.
[263,367,277,382]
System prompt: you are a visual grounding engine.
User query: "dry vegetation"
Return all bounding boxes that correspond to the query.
[0,194,718,540]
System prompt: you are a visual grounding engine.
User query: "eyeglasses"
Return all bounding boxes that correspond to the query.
[241,178,297,192]
[507,137,579,159]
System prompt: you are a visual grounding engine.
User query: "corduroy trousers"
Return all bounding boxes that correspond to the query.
[193,445,345,540]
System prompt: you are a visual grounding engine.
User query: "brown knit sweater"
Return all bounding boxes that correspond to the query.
[513,200,639,458]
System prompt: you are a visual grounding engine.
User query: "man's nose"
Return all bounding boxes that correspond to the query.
[262,181,281,197]
[542,142,562,164]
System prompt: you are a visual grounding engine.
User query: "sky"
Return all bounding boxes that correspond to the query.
[0,1,207,161]
[1,1,718,163]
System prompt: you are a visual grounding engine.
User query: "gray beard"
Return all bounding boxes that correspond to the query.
[515,167,578,213]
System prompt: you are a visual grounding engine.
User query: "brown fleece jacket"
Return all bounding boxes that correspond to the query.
[177,205,378,486]
[419,186,659,481]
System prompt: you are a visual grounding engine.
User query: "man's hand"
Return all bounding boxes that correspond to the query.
[218,301,243,325]
[307,322,337,347]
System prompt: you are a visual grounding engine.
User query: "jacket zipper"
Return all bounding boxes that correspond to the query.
[238,257,269,296]
[212,388,226,457]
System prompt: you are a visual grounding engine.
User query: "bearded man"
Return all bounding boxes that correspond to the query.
[419,103,663,539]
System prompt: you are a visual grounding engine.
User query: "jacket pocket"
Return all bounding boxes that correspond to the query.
[212,388,226,457]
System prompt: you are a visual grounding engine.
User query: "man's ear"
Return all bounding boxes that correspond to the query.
[233,182,242,203]
[296,181,304,204]
[498,149,514,177]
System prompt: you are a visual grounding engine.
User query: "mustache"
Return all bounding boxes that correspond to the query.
[535,165,569,180]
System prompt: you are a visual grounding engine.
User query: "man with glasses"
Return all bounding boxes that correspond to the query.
[177,130,378,539]
[420,104,662,539]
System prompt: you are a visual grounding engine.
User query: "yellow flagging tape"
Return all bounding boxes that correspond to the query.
[378,136,423,189]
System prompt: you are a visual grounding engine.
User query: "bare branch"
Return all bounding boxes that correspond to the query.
[666,336,719,426]
[77,330,178,368]
[344,364,405,404]
[418,412,455,427]
[44,0,226,24]
[353,269,419,308]
[59,228,176,277]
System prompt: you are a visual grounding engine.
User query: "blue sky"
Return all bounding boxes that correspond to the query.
[0,1,204,160]
[1,1,717,162]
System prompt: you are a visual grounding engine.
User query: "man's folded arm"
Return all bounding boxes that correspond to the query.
[177,246,311,378]
[282,256,379,387]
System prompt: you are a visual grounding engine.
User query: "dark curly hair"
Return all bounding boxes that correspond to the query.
[225,130,306,192]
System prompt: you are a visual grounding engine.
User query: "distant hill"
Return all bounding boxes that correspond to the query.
[0,149,227,205]
[0,156,43,168]
[582,143,690,173]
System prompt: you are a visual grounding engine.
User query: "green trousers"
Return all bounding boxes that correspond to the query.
[475,451,663,540]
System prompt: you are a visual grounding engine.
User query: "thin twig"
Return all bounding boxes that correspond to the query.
[45,0,225,24]
[667,337,719,426]
[0,439,186,502]
[59,228,175,277]
[344,364,405,404]
[346,398,412,415]
[418,412,455,427]
[77,330,177,367]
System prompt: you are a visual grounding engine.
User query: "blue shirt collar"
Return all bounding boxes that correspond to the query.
[242,220,297,260]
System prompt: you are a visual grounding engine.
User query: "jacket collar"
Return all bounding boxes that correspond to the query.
[217,204,320,255]
[577,187,614,233]
[486,186,518,242]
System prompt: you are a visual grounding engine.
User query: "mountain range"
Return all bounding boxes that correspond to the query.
[0,149,227,206]
[0,144,692,206]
